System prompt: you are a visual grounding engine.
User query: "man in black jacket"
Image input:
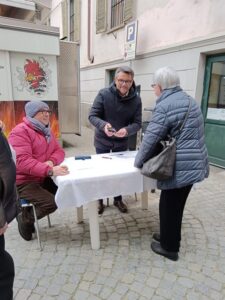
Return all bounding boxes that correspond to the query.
[0,121,18,300]
[89,66,142,214]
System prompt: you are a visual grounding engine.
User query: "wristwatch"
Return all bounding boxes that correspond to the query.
[48,169,53,177]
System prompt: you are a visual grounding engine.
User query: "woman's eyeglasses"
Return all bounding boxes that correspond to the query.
[39,110,52,115]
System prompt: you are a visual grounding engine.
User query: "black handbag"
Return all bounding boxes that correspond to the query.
[141,99,191,180]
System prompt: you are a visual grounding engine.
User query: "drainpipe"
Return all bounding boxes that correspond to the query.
[88,0,94,63]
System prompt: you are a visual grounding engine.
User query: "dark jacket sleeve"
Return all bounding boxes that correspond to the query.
[88,91,108,131]
[0,131,18,225]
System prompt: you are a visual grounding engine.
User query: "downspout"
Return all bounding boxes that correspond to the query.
[88,0,94,63]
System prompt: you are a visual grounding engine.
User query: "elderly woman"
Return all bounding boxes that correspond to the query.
[134,66,209,261]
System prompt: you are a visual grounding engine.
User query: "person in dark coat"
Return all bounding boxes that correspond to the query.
[135,66,209,261]
[89,66,142,214]
[0,121,18,300]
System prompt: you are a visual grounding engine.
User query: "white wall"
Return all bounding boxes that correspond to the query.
[50,0,225,125]
[80,0,225,67]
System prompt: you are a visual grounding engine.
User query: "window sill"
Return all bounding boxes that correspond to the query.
[106,23,125,34]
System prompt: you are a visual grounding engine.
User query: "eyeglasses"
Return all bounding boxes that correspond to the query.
[151,84,156,88]
[117,79,133,85]
[39,110,52,115]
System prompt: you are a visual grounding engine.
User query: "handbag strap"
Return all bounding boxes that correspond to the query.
[175,97,192,137]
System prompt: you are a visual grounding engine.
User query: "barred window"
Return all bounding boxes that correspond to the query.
[111,0,124,29]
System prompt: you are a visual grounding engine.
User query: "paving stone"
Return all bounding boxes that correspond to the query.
[4,137,225,300]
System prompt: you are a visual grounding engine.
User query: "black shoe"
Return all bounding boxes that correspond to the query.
[98,201,105,215]
[113,200,128,213]
[151,241,179,261]
[17,213,33,241]
[152,233,160,242]
[31,224,35,233]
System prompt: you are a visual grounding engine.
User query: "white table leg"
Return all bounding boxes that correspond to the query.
[88,200,100,250]
[141,191,148,210]
[76,206,83,223]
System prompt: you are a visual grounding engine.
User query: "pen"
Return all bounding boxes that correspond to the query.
[102,156,112,159]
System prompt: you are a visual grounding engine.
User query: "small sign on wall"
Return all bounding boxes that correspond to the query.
[124,21,138,61]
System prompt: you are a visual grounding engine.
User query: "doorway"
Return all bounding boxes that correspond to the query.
[202,55,225,167]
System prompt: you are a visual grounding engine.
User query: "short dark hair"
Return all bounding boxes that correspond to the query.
[115,66,134,79]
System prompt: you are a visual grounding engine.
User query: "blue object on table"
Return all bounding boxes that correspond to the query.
[75,155,91,160]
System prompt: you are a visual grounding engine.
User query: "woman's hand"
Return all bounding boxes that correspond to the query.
[0,223,8,235]
[0,120,5,131]
[53,165,69,176]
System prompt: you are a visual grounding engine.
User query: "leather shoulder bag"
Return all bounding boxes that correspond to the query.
[141,99,192,180]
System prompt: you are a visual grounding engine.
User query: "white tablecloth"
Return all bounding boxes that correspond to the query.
[54,151,156,209]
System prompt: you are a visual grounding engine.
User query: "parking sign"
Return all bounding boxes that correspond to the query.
[124,21,138,60]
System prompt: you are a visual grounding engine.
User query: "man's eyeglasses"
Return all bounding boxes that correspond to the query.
[117,79,133,85]
[39,110,52,115]
[151,84,156,88]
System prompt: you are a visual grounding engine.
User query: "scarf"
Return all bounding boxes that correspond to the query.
[27,116,51,143]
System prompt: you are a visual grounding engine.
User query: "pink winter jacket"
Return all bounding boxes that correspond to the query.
[8,118,65,185]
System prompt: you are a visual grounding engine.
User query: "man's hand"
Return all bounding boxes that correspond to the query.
[104,123,116,137]
[53,165,69,176]
[0,223,8,235]
[114,128,128,138]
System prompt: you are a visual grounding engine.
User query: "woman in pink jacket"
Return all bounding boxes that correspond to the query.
[9,101,69,241]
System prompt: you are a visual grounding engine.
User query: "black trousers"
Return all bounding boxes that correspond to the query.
[96,146,127,203]
[0,235,14,300]
[159,184,192,252]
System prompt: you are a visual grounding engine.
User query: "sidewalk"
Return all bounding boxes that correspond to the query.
[5,128,225,300]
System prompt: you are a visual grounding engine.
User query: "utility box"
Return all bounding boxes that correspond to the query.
[0,16,80,137]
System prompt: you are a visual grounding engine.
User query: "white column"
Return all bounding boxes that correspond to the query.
[141,191,148,209]
[88,200,100,250]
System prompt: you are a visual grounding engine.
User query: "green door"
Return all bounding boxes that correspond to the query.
[202,55,225,167]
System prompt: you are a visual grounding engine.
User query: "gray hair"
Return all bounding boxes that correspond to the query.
[115,66,134,79]
[153,66,180,90]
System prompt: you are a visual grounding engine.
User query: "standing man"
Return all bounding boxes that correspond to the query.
[89,66,142,214]
[0,121,18,300]
[9,101,69,241]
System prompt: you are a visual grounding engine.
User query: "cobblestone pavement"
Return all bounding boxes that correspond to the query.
[5,129,225,300]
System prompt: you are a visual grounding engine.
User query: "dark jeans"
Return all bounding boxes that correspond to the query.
[0,235,14,300]
[159,184,193,252]
[17,177,58,224]
[96,146,127,203]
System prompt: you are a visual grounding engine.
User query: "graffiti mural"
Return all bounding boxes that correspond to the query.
[16,57,51,97]
[11,53,58,101]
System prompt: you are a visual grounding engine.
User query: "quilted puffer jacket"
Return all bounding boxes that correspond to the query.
[8,118,65,185]
[134,87,209,190]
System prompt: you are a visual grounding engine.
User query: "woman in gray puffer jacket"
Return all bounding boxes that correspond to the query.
[134,66,209,261]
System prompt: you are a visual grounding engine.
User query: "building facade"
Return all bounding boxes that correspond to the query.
[2,0,225,166]
[72,0,225,168]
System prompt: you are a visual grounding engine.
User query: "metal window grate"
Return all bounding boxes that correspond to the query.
[111,0,124,28]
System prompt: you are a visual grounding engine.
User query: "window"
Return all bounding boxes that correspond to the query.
[70,0,75,41]
[96,0,133,34]
[111,0,124,29]
[61,0,80,41]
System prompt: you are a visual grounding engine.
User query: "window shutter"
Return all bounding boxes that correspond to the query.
[96,0,107,34]
[73,0,81,42]
[61,0,68,39]
[124,0,133,23]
